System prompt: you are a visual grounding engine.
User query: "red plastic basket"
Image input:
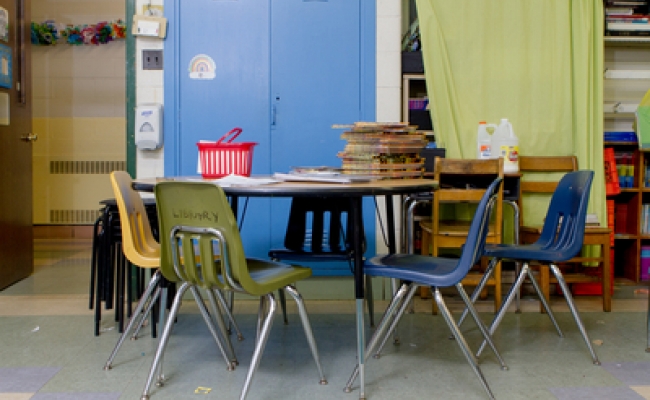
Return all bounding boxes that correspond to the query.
[197,128,257,178]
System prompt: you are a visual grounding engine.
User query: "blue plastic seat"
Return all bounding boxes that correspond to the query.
[460,170,600,365]
[343,178,507,400]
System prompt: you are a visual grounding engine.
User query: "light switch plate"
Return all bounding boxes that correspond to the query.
[142,50,163,70]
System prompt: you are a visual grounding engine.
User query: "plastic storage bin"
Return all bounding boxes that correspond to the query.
[197,128,257,178]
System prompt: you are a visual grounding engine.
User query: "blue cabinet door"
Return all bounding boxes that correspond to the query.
[268,0,376,274]
[164,0,375,267]
[164,0,273,257]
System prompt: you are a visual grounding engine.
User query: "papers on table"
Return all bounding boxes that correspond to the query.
[273,172,377,183]
[180,175,279,187]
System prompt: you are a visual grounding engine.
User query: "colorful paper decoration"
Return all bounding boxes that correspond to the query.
[31,20,126,46]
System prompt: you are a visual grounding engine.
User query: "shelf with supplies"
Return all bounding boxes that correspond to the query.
[604,4,650,282]
[604,139,650,281]
[604,0,650,39]
[402,73,433,133]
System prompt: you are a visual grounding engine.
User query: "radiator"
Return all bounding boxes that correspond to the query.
[33,160,126,225]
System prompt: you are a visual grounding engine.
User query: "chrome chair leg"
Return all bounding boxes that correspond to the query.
[190,286,235,371]
[373,284,418,359]
[256,296,267,346]
[525,266,563,336]
[455,283,508,371]
[226,290,235,333]
[344,283,412,392]
[434,287,495,400]
[284,285,328,384]
[155,285,169,386]
[205,288,238,366]
[390,277,401,345]
[550,264,600,365]
[476,263,562,358]
[131,286,161,340]
[476,263,530,358]
[141,282,189,400]
[456,257,499,330]
[214,289,244,341]
[104,270,161,370]
[241,293,277,400]
[278,288,289,325]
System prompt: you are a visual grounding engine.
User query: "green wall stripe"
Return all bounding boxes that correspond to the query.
[126,0,136,177]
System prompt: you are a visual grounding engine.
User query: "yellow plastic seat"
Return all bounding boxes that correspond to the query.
[103,171,162,370]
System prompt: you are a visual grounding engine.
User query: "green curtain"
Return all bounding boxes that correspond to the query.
[415,0,606,227]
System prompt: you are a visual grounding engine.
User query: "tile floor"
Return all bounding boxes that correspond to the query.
[1,239,650,399]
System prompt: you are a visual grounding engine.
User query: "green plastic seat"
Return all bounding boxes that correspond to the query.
[141,181,327,400]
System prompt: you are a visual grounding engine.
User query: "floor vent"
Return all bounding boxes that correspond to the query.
[50,209,102,224]
[49,161,126,174]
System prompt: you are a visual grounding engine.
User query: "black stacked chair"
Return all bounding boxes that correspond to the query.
[268,197,374,326]
[89,197,162,336]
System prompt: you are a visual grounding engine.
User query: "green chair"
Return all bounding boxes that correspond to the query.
[141,181,327,400]
[104,171,242,373]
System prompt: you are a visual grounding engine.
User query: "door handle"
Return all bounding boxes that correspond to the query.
[271,104,277,127]
[20,133,38,142]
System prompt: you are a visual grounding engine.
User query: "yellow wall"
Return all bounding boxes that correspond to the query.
[31,0,126,224]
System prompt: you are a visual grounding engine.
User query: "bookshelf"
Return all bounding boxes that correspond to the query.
[604,0,650,281]
[604,143,650,282]
[605,0,650,40]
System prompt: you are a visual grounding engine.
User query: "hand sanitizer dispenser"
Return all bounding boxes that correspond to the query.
[135,103,163,150]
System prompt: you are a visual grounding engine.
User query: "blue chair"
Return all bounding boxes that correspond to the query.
[460,170,600,365]
[343,178,507,400]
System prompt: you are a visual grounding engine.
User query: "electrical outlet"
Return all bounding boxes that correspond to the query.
[142,50,163,70]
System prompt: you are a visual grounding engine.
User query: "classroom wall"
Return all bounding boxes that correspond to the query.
[31,0,126,227]
[134,0,404,181]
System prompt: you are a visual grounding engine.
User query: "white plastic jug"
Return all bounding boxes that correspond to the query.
[492,118,519,173]
[476,121,497,159]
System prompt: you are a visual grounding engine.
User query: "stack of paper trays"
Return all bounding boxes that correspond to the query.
[337,122,427,178]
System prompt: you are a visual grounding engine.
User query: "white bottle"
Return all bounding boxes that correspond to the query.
[492,118,519,173]
[476,121,497,159]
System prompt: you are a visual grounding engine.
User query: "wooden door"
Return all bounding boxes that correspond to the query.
[0,0,33,289]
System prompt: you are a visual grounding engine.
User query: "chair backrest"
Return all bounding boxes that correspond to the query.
[534,170,594,260]
[284,197,364,255]
[452,178,503,282]
[110,171,159,268]
[432,157,504,245]
[518,155,578,226]
[155,181,257,293]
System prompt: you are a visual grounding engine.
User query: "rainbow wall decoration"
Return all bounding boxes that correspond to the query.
[188,54,215,80]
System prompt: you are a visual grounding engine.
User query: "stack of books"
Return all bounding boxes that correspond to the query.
[615,151,636,188]
[641,203,650,234]
[606,1,650,36]
[336,122,427,178]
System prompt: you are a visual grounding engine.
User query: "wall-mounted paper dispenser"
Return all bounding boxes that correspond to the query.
[135,103,163,150]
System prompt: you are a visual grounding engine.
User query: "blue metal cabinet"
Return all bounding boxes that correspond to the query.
[164,0,376,274]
